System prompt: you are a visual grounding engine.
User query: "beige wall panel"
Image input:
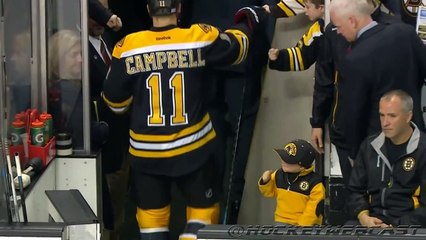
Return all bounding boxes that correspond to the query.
[239,14,316,224]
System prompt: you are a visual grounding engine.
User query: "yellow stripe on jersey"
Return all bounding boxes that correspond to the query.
[413,186,420,209]
[332,72,339,125]
[129,128,216,158]
[130,113,211,142]
[277,0,305,17]
[286,48,295,70]
[224,29,249,65]
[112,24,220,59]
[295,47,304,70]
[129,113,216,158]
[302,21,323,46]
[102,93,133,114]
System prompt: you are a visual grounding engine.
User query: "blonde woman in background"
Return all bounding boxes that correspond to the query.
[47,30,84,148]
[8,31,32,114]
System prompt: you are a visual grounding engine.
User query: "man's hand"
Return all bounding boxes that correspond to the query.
[358,212,390,228]
[311,128,324,154]
[261,170,272,183]
[268,48,279,61]
[107,14,122,31]
[262,4,271,13]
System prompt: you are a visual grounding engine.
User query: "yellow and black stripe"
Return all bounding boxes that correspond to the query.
[129,114,216,158]
[102,93,133,114]
[271,0,305,18]
[269,20,323,72]
[224,29,249,65]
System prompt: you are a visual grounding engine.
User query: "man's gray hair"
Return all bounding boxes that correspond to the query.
[380,89,413,113]
[329,0,372,19]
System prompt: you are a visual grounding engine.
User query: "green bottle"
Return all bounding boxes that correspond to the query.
[30,120,45,146]
[11,119,25,145]
[40,113,53,144]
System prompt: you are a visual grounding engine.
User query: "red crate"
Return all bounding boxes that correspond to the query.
[28,136,56,167]
[9,137,56,168]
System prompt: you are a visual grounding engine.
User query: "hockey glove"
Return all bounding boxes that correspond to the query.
[234,6,266,31]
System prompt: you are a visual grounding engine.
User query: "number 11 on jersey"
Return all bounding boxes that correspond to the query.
[146,72,188,126]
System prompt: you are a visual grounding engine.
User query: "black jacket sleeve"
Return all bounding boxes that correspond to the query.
[395,159,426,227]
[310,25,334,128]
[347,139,371,219]
[88,0,113,27]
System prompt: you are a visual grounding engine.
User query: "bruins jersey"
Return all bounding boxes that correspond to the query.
[269,0,341,18]
[269,20,324,71]
[269,0,305,18]
[102,24,249,176]
[271,0,392,19]
[258,167,324,226]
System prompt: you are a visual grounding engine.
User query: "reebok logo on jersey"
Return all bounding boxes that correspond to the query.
[156,36,171,41]
[205,188,213,199]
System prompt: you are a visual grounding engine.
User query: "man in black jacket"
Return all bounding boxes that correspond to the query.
[329,0,426,164]
[348,90,426,227]
[88,10,130,238]
[89,0,122,31]
[311,0,400,186]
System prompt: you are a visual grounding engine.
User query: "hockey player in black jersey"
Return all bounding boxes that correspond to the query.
[102,1,266,239]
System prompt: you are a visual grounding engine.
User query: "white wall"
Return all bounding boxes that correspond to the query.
[239,14,316,224]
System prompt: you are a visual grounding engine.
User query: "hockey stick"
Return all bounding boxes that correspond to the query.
[5,146,20,222]
[223,81,246,224]
[0,140,13,222]
[14,152,28,222]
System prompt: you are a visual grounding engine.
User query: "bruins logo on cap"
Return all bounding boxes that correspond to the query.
[284,143,297,156]
[299,181,309,191]
[403,157,415,171]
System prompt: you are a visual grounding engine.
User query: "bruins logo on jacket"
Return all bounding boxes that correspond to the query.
[403,157,415,171]
[299,181,309,191]
[403,0,425,17]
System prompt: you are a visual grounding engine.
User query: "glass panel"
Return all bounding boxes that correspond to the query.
[4,0,32,120]
[1,0,32,222]
[46,0,85,150]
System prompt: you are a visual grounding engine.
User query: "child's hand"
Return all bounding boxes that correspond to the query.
[262,4,271,13]
[268,48,279,61]
[262,170,272,183]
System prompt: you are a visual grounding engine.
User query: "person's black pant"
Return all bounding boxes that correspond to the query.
[335,146,352,187]
[332,145,352,224]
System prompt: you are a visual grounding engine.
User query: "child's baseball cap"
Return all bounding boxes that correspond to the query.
[274,139,317,168]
